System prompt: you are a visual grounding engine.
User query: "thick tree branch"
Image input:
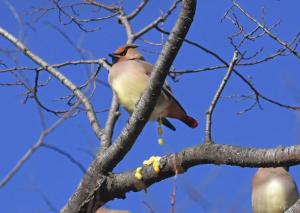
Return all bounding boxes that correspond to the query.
[104,0,196,173]
[285,199,300,213]
[61,0,197,212]
[69,143,300,208]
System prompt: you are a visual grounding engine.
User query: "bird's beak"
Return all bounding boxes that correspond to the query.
[109,53,120,65]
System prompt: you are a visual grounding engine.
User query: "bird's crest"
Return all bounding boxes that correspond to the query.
[114,44,138,56]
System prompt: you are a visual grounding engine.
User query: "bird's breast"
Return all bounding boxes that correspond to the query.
[253,179,297,213]
[265,180,289,211]
[111,72,148,113]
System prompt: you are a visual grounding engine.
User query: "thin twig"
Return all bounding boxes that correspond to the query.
[126,0,149,21]
[0,58,110,73]
[0,27,106,143]
[156,26,300,112]
[133,0,182,41]
[42,143,86,173]
[102,93,120,149]
[232,0,300,59]
[118,9,135,43]
[205,51,238,143]
[0,100,81,188]
[170,170,178,213]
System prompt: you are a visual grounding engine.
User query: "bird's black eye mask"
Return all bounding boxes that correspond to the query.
[120,49,128,56]
[108,48,129,65]
[109,54,120,65]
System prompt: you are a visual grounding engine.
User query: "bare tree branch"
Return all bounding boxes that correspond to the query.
[126,0,149,21]
[133,0,182,41]
[156,26,300,112]
[205,51,238,143]
[0,58,111,73]
[61,0,197,211]
[102,94,120,149]
[285,199,300,213]
[0,27,106,143]
[62,143,300,209]
[0,100,81,188]
[232,0,300,59]
[42,143,86,173]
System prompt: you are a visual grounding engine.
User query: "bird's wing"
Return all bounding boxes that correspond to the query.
[139,60,187,114]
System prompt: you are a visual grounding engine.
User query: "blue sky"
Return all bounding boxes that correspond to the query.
[1,0,300,212]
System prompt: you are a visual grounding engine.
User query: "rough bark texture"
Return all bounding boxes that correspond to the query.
[61,0,197,212]
[66,143,300,212]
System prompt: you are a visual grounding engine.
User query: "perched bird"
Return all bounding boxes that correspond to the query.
[252,167,299,213]
[108,44,198,131]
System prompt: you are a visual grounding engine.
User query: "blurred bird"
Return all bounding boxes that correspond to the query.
[96,207,130,213]
[252,167,299,213]
[108,44,198,131]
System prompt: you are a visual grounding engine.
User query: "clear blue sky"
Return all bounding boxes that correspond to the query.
[1,0,300,212]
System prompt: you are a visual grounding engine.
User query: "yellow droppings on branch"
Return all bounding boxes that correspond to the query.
[134,167,143,180]
[153,161,160,173]
[143,156,161,173]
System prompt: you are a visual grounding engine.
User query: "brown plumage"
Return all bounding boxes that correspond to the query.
[96,207,130,213]
[108,44,198,131]
[252,167,299,213]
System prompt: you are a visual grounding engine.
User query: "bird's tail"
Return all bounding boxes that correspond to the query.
[181,115,198,128]
[160,117,176,131]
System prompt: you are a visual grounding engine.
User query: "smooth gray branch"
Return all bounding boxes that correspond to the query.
[126,0,149,21]
[205,51,238,143]
[102,93,120,149]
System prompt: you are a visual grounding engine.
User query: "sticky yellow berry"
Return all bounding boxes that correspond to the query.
[158,138,164,145]
[134,167,143,180]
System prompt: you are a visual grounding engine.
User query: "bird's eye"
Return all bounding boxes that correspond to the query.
[120,49,128,56]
